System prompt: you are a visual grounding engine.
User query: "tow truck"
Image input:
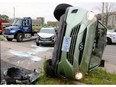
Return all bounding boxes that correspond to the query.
[3,17,37,42]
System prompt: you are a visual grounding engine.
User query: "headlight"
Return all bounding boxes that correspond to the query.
[87,11,95,20]
[10,30,16,33]
[50,35,56,39]
[75,72,83,80]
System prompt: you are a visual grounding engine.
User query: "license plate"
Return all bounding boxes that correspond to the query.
[61,36,71,52]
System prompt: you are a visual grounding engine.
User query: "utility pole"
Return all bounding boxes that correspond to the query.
[102,2,104,24]
[13,7,15,19]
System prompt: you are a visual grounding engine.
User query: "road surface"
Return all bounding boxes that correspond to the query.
[0,38,54,81]
[0,36,116,82]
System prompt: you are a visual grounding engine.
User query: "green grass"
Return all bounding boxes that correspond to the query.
[35,71,73,84]
[35,68,116,85]
[83,68,116,84]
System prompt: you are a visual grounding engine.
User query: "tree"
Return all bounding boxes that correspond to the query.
[0,14,9,22]
[97,2,116,26]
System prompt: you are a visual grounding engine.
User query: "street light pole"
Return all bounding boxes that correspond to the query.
[13,7,15,19]
[102,2,104,24]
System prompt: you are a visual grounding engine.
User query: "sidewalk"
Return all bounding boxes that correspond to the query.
[104,61,116,74]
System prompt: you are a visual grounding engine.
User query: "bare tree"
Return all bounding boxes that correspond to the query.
[97,2,116,26]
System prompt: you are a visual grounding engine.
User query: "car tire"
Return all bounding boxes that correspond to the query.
[54,3,72,21]
[0,32,2,34]
[107,37,112,44]
[44,59,55,77]
[16,33,23,42]
[36,42,39,46]
[6,38,13,41]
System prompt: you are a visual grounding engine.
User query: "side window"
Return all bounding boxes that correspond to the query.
[23,20,29,26]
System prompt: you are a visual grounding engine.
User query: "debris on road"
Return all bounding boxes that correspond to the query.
[2,67,40,84]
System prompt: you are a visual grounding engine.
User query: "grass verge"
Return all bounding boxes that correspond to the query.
[35,72,73,84]
[83,68,116,84]
[35,68,116,85]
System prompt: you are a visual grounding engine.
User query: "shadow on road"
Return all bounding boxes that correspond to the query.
[107,43,116,46]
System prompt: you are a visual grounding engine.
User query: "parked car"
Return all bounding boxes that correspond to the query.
[36,27,56,46]
[107,29,116,44]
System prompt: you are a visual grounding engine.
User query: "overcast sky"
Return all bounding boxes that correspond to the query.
[0,0,111,23]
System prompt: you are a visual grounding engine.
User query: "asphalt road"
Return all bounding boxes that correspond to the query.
[103,43,116,64]
[0,35,116,83]
[0,37,54,82]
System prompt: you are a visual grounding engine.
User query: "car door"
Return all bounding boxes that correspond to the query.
[88,21,107,70]
[22,19,31,33]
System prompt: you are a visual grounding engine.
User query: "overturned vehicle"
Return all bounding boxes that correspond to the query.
[44,4,107,80]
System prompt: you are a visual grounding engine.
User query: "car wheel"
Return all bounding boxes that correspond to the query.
[16,33,23,42]
[54,3,72,21]
[6,38,13,41]
[107,37,112,44]
[44,59,55,77]
[0,32,2,34]
[36,42,39,46]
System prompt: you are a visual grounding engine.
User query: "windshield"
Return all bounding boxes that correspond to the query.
[12,19,22,26]
[40,28,55,34]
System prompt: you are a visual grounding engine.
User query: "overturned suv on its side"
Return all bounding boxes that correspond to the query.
[44,4,107,80]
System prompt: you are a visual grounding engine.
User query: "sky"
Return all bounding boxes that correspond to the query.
[0,0,114,23]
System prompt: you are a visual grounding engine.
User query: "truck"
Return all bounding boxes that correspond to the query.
[3,17,37,42]
[0,20,7,34]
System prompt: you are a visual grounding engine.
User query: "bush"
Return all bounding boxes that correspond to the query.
[32,26,42,30]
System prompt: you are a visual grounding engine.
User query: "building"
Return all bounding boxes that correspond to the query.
[97,12,116,28]
[107,13,116,28]
[47,21,59,27]
[36,17,44,26]
[32,17,44,26]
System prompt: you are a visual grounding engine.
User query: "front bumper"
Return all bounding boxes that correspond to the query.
[4,35,14,38]
[36,37,55,44]
[37,40,55,44]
